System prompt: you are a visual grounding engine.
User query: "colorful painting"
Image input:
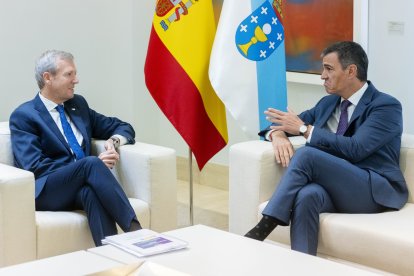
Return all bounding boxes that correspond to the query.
[284,0,353,74]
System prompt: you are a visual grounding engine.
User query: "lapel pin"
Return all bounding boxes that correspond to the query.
[71,108,76,111]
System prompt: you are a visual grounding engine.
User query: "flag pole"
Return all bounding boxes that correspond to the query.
[188,148,194,225]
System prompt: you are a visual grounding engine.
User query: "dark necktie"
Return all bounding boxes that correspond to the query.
[336,100,352,135]
[55,105,85,160]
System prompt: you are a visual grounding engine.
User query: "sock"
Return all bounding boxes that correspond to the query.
[129,218,142,231]
[244,215,279,241]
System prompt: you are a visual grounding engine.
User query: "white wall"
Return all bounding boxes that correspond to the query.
[1,0,413,167]
[0,0,135,124]
[131,0,160,143]
[368,0,414,133]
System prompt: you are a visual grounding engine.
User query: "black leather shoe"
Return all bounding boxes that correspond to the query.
[129,219,142,231]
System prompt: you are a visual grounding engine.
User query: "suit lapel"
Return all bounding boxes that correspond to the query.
[317,96,341,128]
[63,101,87,139]
[349,82,375,125]
[34,95,71,153]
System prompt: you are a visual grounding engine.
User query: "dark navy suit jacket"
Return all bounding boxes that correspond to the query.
[260,82,408,210]
[9,94,135,198]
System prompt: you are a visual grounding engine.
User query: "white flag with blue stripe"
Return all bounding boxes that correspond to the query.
[209,0,287,139]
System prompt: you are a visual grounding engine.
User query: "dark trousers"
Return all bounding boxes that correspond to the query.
[263,147,385,255]
[35,156,137,246]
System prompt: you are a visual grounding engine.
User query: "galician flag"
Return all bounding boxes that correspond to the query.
[210,0,287,139]
[145,0,228,170]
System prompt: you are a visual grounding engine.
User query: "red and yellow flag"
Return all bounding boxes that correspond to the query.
[145,0,228,170]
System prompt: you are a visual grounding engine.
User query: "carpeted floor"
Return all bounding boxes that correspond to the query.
[177,203,228,231]
[176,180,228,231]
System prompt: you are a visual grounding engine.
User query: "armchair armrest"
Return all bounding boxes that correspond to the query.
[0,164,37,267]
[229,137,305,235]
[118,142,177,231]
[91,141,177,232]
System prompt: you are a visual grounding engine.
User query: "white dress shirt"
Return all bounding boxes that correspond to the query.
[39,92,84,146]
[39,93,127,148]
[324,82,368,134]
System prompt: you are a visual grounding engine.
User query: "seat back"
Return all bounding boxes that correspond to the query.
[0,122,13,166]
[400,134,414,203]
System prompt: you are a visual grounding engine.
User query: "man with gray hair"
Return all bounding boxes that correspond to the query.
[10,50,141,246]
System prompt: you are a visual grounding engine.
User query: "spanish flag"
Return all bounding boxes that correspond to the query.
[145,0,228,170]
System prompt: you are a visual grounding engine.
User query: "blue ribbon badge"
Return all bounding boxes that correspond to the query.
[235,1,284,61]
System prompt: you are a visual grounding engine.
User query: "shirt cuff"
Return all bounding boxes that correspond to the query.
[306,126,314,142]
[265,129,278,141]
[111,134,128,146]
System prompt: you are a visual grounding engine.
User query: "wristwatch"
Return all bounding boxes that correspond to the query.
[299,124,308,136]
[110,136,120,148]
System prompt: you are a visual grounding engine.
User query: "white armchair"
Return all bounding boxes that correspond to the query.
[229,135,414,275]
[228,136,306,236]
[0,121,177,267]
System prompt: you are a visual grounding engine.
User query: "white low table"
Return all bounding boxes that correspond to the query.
[88,224,380,275]
[0,250,123,276]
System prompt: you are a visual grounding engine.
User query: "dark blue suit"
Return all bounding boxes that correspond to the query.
[10,93,138,245]
[260,82,408,254]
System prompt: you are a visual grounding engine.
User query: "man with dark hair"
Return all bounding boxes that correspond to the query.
[244,41,408,255]
[10,50,141,246]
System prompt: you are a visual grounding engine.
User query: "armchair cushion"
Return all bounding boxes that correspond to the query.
[35,198,151,259]
[0,122,13,165]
